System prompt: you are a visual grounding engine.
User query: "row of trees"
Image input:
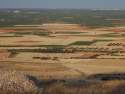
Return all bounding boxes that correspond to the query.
[1,9,125,27]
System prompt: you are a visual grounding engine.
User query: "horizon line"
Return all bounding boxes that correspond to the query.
[0,8,125,11]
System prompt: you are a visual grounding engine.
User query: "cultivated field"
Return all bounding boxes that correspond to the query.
[0,9,125,94]
[0,23,125,79]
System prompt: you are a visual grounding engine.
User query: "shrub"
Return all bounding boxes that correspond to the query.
[0,71,38,94]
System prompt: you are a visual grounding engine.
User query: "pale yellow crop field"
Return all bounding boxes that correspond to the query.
[62,59,125,75]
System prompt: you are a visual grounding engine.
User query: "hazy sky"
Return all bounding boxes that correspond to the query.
[0,0,125,9]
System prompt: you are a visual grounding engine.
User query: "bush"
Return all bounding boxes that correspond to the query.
[0,71,38,94]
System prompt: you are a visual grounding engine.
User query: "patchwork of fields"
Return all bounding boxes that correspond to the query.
[0,23,125,79]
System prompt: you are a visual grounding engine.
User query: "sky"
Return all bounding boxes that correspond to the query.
[0,0,125,9]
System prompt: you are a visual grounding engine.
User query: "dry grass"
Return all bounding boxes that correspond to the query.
[0,71,125,94]
[42,80,125,94]
[0,70,125,94]
[0,71,38,94]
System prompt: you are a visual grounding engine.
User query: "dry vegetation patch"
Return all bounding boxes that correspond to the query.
[43,80,125,94]
[0,71,38,94]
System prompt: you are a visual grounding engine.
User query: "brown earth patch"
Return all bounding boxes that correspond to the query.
[0,29,16,32]
[111,28,125,32]
[0,49,10,60]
